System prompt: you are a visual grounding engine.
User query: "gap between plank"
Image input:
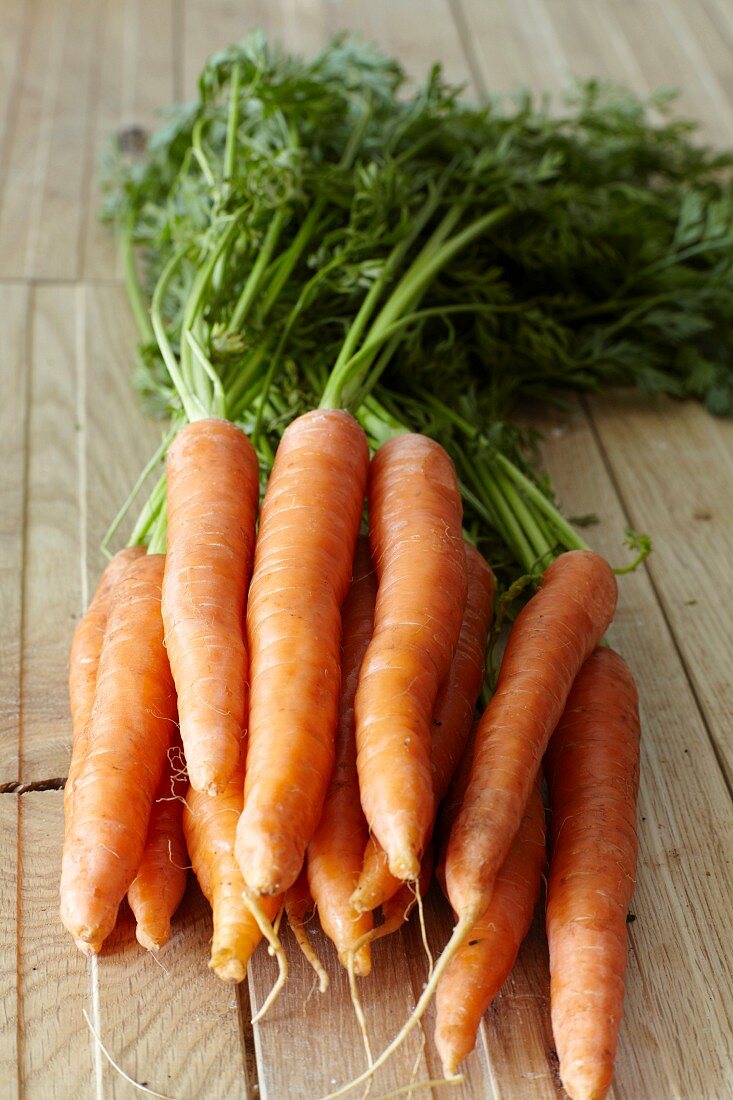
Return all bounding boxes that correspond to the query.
[582,396,733,804]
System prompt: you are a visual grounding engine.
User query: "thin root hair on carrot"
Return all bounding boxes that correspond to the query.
[317,913,477,1099]
[346,948,374,1100]
[82,1009,177,1100]
[289,910,330,993]
[244,891,288,1023]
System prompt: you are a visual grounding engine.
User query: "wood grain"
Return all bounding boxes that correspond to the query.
[21,287,81,783]
[81,0,177,280]
[181,0,471,96]
[83,285,163,589]
[16,793,90,1100]
[0,0,103,279]
[96,879,250,1099]
[589,394,733,786]
[0,285,30,788]
[0,798,19,1100]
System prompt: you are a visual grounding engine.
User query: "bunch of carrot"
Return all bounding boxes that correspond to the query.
[61,398,640,1100]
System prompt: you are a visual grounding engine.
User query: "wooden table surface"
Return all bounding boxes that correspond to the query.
[2,1,733,1097]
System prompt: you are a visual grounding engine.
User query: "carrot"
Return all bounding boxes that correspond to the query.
[355,434,467,882]
[65,546,144,820]
[235,409,369,897]
[351,542,492,913]
[163,417,259,795]
[318,551,617,1099]
[285,868,329,992]
[434,778,546,1076]
[307,536,376,977]
[127,740,188,952]
[545,647,640,1100]
[59,553,177,953]
[446,550,616,920]
[184,746,281,983]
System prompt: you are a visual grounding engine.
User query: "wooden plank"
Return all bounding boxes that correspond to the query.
[456,0,568,97]
[83,284,164,590]
[182,0,470,97]
[588,394,733,786]
[0,285,30,788]
[0,0,28,170]
[0,0,102,279]
[532,401,733,1098]
[96,880,250,1099]
[248,917,434,1099]
[81,0,177,279]
[0,798,19,1100]
[17,792,90,1099]
[21,287,81,783]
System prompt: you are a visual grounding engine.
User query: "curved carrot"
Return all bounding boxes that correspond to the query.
[236,409,369,896]
[435,778,546,1076]
[356,434,467,882]
[60,553,177,953]
[446,550,616,921]
[184,747,281,983]
[65,546,144,820]
[316,552,617,1095]
[163,418,259,795]
[545,647,640,1100]
[128,741,188,952]
[352,542,493,913]
[307,537,376,976]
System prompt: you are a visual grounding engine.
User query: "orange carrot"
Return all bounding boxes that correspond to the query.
[435,778,546,1075]
[355,434,467,882]
[128,740,188,952]
[184,746,281,983]
[307,536,376,976]
[163,418,259,795]
[316,552,617,1096]
[65,546,144,820]
[545,647,640,1100]
[236,409,369,897]
[352,542,493,913]
[446,550,616,922]
[60,554,177,953]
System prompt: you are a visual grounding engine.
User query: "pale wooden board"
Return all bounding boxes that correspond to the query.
[0,285,30,788]
[81,0,177,280]
[96,883,250,1098]
[181,0,471,97]
[588,394,733,786]
[20,287,82,783]
[0,798,19,1100]
[533,401,733,1098]
[15,793,90,1099]
[83,284,164,591]
[8,792,249,1099]
[0,0,103,280]
[0,0,28,174]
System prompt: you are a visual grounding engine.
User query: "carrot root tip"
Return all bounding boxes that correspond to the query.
[210,955,247,984]
[136,925,170,953]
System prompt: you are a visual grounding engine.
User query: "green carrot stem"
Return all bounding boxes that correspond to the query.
[120,217,154,344]
[129,474,167,547]
[150,246,208,421]
[229,211,286,331]
[223,62,241,186]
[493,453,590,552]
[102,423,178,557]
